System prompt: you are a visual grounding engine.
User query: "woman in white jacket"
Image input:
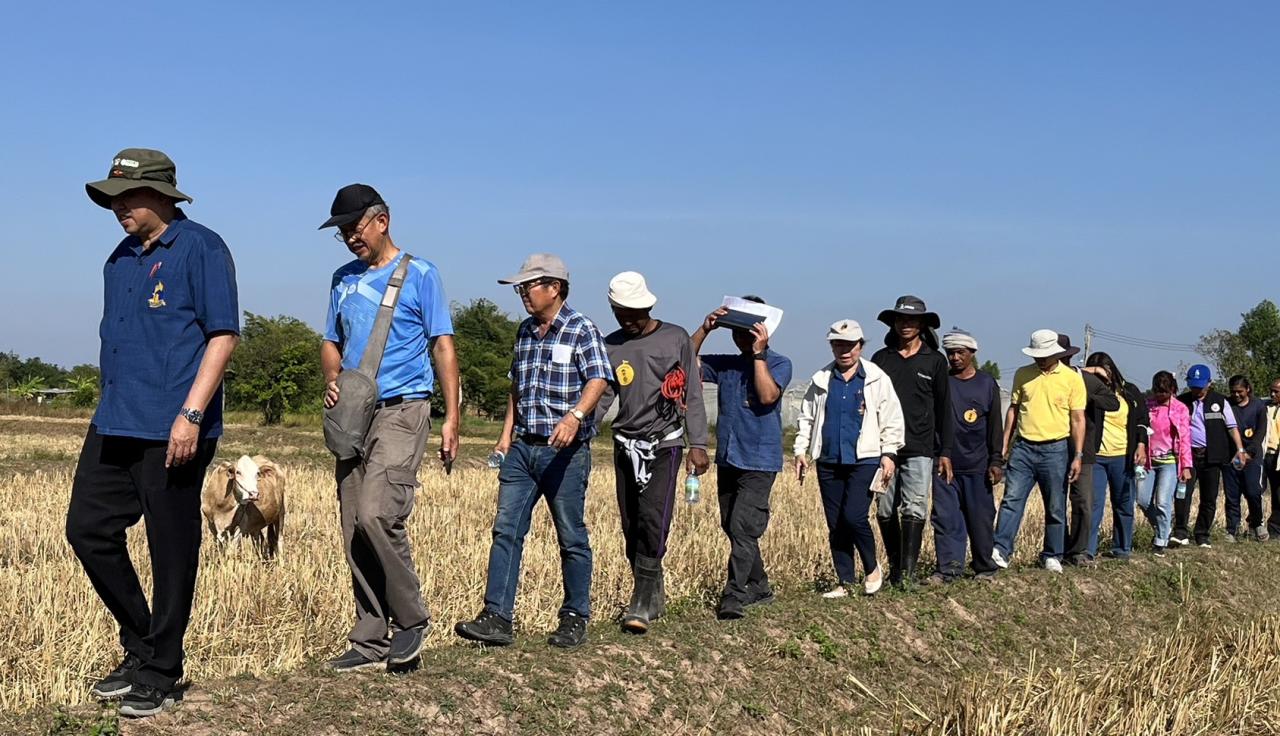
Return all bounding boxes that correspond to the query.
[794,320,906,597]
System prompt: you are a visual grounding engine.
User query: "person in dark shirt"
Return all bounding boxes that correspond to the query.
[869,295,953,589]
[1224,375,1268,542]
[1058,334,1120,567]
[926,328,1003,584]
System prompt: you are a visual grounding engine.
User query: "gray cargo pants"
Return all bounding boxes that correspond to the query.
[336,399,432,659]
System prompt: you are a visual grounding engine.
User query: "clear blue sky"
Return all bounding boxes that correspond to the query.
[3,1,1277,387]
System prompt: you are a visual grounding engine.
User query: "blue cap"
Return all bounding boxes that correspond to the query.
[1186,364,1212,389]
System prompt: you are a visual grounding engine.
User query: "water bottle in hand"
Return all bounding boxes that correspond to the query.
[684,475,701,504]
[1134,466,1147,483]
[487,451,505,469]
[1232,454,1245,470]
[1176,480,1187,500]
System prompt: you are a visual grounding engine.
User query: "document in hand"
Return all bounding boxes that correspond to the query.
[719,296,784,335]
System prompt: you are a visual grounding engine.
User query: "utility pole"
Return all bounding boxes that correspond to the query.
[1083,323,1092,363]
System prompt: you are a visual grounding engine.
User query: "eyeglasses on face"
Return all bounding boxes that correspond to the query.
[333,210,382,244]
[512,279,554,296]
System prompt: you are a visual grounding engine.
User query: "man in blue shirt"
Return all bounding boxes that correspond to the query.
[319,184,460,672]
[66,149,239,718]
[692,296,793,620]
[456,254,612,650]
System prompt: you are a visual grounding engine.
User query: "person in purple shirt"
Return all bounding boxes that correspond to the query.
[1172,364,1248,547]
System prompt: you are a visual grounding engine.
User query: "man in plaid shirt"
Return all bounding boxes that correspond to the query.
[456,253,611,650]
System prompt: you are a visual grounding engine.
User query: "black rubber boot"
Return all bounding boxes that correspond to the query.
[878,517,902,587]
[622,555,662,635]
[651,562,666,620]
[901,518,925,591]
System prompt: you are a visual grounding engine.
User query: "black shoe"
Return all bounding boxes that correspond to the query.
[326,648,385,673]
[716,595,745,621]
[746,586,776,607]
[548,613,588,649]
[119,683,175,718]
[455,610,514,646]
[91,653,141,699]
[388,624,429,665]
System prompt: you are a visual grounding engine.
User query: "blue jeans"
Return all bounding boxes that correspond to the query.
[1137,462,1177,546]
[482,439,593,621]
[1089,455,1134,557]
[994,439,1068,563]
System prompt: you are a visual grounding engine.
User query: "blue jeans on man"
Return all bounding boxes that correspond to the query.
[994,439,1068,564]
[483,439,593,622]
[1089,455,1134,557]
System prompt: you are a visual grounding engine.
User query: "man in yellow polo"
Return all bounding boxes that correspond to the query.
[991,329,1086,573]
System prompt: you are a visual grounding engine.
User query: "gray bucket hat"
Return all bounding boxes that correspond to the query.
[86,148,192,209]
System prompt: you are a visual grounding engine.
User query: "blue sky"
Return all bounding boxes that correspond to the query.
[2,1,1276,387]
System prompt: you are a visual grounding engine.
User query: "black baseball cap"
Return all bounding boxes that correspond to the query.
[319,184,386,229]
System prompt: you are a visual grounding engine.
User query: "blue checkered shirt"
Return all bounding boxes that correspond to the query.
[511,304,612,440]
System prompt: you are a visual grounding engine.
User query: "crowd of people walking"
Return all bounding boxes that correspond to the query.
[64,152,1279,718]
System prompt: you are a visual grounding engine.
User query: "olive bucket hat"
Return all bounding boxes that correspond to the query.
[85,148,193,209]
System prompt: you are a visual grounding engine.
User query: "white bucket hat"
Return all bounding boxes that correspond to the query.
[607,271,658,309]
[826,319,864,342]
[1022,329,1065,358]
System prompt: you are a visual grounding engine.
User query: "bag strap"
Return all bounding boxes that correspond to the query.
[356,253,413,377]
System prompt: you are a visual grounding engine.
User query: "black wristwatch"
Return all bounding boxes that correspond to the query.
[752,351,767,361]
[179,407,204,426]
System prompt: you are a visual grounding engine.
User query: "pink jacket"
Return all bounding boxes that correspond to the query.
[1146,398,1192,471]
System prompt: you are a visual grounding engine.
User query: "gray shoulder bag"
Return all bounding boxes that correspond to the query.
[323,254,413,460]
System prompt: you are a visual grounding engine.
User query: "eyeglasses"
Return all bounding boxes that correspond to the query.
[512,279,554,296]
[333,211,381,244]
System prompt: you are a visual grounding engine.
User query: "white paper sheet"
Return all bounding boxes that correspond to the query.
[720,296,784,336]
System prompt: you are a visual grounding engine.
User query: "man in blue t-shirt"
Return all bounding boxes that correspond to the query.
[692,296,793,620]
[67,149,240,718]
[319,184,459,672]
[926,329,1005,584]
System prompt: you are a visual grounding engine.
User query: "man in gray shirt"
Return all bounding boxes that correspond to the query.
[598,271,710,635]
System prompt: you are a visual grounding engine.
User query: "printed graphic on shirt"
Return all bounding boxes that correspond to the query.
[616,360,635,387]
[1245,427,1255,438]
[147,281,165,309]
[964,408,978,424]
[658,363,687,421]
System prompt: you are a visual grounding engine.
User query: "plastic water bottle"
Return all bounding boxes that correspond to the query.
[1134,466,1147,483]
[684,475,701,504]
[486,451,505,469]
[1176,480,1187,500]
[1232,454,1245,471]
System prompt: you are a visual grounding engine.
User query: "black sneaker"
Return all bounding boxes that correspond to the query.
[326,648,385,673]
[119,683,175,718]
[91,653,141,699]
[548,613,588,649]
[746,586,776,607]
[454,610,514,646]
[388,624,428,665]
[716,595,745,621]
[1153,544,1167,558]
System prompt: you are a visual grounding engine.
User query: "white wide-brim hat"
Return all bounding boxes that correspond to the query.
[1022,329,1065,358]
[607,271,657,309]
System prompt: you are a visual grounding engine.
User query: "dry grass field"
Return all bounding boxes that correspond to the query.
[4,413,1280,734]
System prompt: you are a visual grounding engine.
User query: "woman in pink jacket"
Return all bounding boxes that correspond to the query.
[1139,371,1194,556]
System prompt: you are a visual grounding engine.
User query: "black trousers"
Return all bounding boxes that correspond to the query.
[1064,463,1096,559]
[1173,449,1222,545]
[613,443,683,562]
[65,425,216,690]
[1267,454,1280,537]
[816,462,878,584]
[716,465,776,604]
[1223,461,1264,533]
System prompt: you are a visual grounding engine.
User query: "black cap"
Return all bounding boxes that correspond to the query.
[319,183,385,229]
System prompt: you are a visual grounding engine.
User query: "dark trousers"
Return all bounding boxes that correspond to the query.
[1173,449,1222,545]
[1266,455,1280,537]
[932,472,997,576]
[613,444,683,562]
[816,462,878,584]
[716,465,776,604]
[1064,462,1096,560]
[65,424,216,690]
[1223,460,1264,534]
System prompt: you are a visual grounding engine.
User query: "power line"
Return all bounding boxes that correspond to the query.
[1087,325,1200,354]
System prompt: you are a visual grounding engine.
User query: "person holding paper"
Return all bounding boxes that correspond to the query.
[692,295,793,620]
[869,295,953,590]
[925,329,1004,585]
[793,320,904,597]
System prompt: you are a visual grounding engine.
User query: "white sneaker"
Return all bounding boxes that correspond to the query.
[1170,535,1190,546]
[1198,542,1212,549]
[1043,557,1063,574]
[992,549,1010,569]
[822,586,849,599]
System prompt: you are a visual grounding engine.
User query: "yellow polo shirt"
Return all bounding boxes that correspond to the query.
[1098,393,1129,457]
[1010,362,1087,442]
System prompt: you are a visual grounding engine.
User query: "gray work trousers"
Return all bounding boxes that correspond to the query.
[337,399,432,659]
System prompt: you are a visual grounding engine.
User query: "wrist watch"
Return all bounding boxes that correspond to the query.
[179,407,204,426]
[569,408,586,422]
[753,351,767,360]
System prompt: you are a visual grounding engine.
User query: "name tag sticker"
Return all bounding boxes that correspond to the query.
[552,344,574,365]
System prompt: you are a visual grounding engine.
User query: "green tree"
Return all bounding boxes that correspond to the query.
[226,312,324,425]
[11,376,46,400]
[1198,300,1280,392]
[979,360,1001,382]
[449,299,520,418]
[65,375,99,408]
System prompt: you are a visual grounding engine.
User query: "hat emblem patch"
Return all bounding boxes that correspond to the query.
[113,158,140,168]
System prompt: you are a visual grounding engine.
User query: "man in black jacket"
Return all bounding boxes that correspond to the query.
[1058,335,1120,566]
[870,295,953,589]
[1173,364,1248,547]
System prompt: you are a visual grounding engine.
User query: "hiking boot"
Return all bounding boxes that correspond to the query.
[716,595,745,620]
[548,613,587,649]
[991,549,1010,569]
[119,683,176,718]
[327,648,385,673]
[91,653,141,699]
[388,624,429,665]
[622,556,662,635]
[455,610,514,646]
[1255,526,1270,542]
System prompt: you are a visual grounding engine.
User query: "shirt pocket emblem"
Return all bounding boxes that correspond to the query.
[964,408,978,424]
[147,281,166,309]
